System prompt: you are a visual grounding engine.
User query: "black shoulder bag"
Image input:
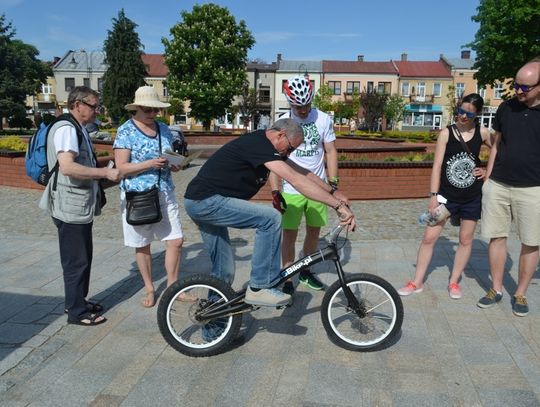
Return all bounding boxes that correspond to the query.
[125,124,163,225]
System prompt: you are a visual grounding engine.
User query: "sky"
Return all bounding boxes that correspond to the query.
[1,0,482,63]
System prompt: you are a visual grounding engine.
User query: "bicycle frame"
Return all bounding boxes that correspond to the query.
[195,225,364,321]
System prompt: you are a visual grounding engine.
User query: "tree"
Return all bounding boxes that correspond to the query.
[163,4,255,129]
[236,81,259,131]
[333,100,355,125]
[383,94,407,129]
[467,0,540,86]
[312,84,334,113]
[445,84,457,122]
[0,14,51,129]
[101,9,147,124]
[359,91,388,132]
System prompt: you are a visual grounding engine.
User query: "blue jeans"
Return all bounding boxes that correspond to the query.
[184,195,282,288]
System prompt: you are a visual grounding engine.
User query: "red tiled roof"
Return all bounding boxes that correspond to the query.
[393,61,452,78]
[141,54,168,77]
[323,60,397,74]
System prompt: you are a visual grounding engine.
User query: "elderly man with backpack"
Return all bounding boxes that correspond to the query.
[37,86,121,326]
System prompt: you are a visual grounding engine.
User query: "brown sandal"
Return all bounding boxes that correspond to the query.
[141,291,155,308]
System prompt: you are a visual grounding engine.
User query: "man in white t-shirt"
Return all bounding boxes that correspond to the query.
[269,75,348,295]
[39,86,121,326]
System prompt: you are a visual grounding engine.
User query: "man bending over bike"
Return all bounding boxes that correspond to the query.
[184,118,355,307]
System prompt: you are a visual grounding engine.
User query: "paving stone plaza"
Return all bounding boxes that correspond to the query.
[1,160,539,406]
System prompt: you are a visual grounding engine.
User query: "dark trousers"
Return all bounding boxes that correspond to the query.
[52,217,93,320]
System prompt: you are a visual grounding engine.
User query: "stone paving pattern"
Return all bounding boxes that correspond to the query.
[0,159,539,406]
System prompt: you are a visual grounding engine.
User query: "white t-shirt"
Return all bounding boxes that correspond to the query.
[281,108,336,194]
[53,124,95,166]
[53,123,97,199]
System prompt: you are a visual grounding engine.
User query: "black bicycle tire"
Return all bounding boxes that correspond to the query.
[157,274,242,357]
[321,273,403,351]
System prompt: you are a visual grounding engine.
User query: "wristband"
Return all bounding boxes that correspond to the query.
[329,176,340,185]
[329,184,338,195]
[429,192,438,197]
[333,200,345,210]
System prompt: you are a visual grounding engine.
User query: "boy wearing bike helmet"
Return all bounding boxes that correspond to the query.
[269,75,345,296]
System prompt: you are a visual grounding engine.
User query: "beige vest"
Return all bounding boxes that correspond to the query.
[38,120,101,224]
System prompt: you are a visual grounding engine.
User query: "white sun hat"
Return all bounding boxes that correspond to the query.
[125,86,171,110]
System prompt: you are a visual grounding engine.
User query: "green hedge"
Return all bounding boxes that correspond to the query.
[336,129,437,143]
[0,129,34,136]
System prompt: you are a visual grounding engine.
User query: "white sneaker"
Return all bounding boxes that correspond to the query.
[397,281,424,296]
[245,287,291,307]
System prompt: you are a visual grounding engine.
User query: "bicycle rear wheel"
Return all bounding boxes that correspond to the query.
[157,274,242,357]
[321,273,403,351]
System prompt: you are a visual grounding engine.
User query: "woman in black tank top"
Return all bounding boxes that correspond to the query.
[398,93,492,300]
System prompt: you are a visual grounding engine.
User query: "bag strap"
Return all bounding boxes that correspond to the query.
[156,122,162,190]
[451,124,478,164]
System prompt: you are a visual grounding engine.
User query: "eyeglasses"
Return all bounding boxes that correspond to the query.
[80,100,103,113]
[284,135,296,154]
[140,106,161,114]
[457,107,476,119]
[513,82,539,93]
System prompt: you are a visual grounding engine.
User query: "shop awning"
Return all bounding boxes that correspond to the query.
[405,104,443,113]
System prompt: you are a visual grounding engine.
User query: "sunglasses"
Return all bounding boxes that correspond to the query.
[140,106,161,114]
[80,100,103,113]
[457,107,476,119]
[513,82,539,93]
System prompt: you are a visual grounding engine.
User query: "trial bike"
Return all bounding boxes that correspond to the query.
[157,224,404,357]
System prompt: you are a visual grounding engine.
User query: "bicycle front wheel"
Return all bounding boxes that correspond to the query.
[321,273,403,351]
[157,274,242,357]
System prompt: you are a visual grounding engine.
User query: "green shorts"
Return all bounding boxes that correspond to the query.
[282,192,328,230]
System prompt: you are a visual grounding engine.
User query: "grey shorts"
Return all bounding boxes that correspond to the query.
[481,179,540,245]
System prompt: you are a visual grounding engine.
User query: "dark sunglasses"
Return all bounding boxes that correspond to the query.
[457,107,476,119]
[513,82,539,93]
[140,106,160,114]
[80,100,103,113]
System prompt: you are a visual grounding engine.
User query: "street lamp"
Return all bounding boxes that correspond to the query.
[80,50,103,91]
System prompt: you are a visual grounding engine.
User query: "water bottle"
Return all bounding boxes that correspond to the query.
[418,211,433,226]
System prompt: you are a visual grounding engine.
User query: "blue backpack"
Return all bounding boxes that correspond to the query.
[25,114,82,186]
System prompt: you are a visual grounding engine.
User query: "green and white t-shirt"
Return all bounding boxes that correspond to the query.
[281,108,336,194]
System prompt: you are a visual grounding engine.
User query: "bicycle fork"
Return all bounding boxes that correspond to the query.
[334,259,367,318]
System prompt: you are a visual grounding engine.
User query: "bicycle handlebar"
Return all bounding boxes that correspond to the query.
[327,223,345,244]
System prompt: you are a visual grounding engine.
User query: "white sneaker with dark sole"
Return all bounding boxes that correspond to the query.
[245,287,292,307]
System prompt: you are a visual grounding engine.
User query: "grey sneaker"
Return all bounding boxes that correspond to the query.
[511,295,529,317]
[477,288,503,308]
[245,287,291,307]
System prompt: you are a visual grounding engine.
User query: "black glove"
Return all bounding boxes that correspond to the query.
[271,190,287,214]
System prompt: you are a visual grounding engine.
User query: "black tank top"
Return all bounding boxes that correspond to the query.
[439,124,482,203]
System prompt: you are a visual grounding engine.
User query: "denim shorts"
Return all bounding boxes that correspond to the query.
[444,195,482,222]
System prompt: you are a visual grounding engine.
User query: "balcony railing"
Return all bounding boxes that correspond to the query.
[409,94,435,103]
[36,93,56,103]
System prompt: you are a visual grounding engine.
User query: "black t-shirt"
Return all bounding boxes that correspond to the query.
[439,124,483,203]
[185,130,285,200]
[491,98,540,186]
